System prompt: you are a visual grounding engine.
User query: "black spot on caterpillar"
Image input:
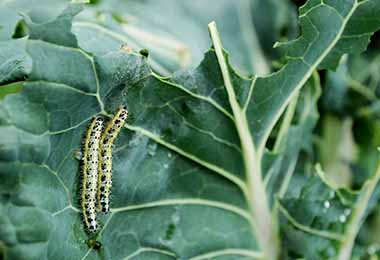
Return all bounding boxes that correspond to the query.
[82,116,103,233]
[97,106,128,213]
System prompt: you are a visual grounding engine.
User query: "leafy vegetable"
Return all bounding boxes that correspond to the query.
[1,1,380,260]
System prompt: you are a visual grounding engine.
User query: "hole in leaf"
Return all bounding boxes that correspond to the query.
[12,20,28,39]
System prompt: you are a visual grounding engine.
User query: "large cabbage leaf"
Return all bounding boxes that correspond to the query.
[1,1,380,259]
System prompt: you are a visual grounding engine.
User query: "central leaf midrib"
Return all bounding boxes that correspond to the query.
[208,21,276,260]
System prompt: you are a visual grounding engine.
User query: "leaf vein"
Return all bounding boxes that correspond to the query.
[123,247,177,260]
[278,202,343,241]
[125,124,247,193]
[167,104,241,153]
[153,73,235,121]
[186,249,263,260]
[111,198,252,223]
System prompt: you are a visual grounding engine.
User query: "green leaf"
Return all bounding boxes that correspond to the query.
[24,3,82,48]
[319,0,380,69]
[0,0,69,40]
[71,0,297,75]
[280,163,380,259]
[0,39,31,84]
[1,1,380,260]
[337,160,380,260]
[264,71,321,206]
[279,165,356,259]
[250,0,380,152]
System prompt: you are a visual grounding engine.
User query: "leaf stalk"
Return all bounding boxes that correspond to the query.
[209,21,279,260]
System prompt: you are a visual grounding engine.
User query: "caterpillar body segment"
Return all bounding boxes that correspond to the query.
[97,106,128,213]
[81,116,103,233]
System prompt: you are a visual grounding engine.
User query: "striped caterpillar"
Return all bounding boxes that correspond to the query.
[81,116,103,233]
[97,106,128,213]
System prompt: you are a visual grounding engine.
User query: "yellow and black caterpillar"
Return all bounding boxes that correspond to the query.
[80,107,128,233]
[97,106,128,213]
[81,116,103,233]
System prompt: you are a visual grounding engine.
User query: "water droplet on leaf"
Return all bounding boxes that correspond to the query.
[74,149,83,160]
[147,143,157,156]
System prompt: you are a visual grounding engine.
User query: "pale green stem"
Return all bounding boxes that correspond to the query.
[273,91,299,153]
[338,153,380,260]
[264,91,299,194]
[347,76,377,101]
[208,21,279,260]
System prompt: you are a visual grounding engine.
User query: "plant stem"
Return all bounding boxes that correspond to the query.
[338,153,380,260]
[273,91,299,153]
[208,21,279,260]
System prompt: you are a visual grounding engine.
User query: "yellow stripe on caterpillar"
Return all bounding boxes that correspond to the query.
[97,106,128,213]
[81,116,103,233]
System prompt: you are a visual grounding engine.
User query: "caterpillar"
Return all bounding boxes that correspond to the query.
[81,116,104,233]
[97,106,128,213]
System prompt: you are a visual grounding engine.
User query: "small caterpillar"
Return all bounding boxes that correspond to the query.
[97,106,128,213]
[81,116,103,232]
